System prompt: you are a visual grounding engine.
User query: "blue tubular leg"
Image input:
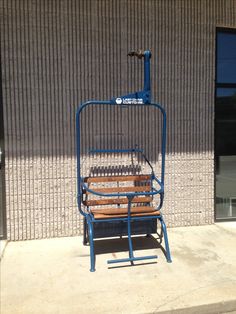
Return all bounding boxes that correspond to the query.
[127,197,134,264]
[87,218,96,272]
[83,217,88,245]
[159,216,172,263]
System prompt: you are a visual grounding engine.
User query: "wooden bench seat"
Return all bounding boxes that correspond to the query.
[91,206,160,219]
[92,211,161,219]
[83,174,160,219]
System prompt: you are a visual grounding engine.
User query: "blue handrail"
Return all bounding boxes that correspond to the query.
[88,148,144,154]
[76,101,166,202]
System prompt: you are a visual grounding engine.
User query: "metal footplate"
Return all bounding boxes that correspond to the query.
[107,255,158,265]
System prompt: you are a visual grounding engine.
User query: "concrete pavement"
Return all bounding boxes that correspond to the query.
[1,223,236,314]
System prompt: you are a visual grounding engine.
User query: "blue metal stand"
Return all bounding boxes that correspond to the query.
[107,196,158,265]
[76,50,172,271]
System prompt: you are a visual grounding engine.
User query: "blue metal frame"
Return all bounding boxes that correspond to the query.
[76,50,172,271]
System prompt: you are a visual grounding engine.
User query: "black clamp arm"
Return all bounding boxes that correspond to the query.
[127,49,145,59]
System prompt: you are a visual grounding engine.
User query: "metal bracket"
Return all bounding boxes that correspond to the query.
[112,50,152,105]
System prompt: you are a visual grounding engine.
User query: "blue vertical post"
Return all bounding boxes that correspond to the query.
[127,196,134,265]
[161,109,167,186]
[87,218,96,272]
[143,50,152,103]
[159,217,172,263]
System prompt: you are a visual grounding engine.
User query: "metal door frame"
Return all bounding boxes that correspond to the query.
[214,27,236,222]
[0,55,7,240]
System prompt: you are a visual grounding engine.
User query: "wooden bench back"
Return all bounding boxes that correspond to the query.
[82,174,152,206]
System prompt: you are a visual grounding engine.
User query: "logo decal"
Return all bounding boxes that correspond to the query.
[115,98,122,104]
[115,98,144,105]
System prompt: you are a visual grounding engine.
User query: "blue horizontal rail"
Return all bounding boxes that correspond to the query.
[88,148,144,154]
[80,174,163,198]
[91,214,162,223]
[81,183,163,198]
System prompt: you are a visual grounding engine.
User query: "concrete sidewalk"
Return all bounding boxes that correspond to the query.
[1,223,236,314]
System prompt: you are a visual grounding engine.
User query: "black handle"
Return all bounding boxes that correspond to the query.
[127,50,145,59]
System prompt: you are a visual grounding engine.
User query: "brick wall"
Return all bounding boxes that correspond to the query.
[0,0,235,240]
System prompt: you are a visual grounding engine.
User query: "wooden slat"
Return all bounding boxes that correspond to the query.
[83,185,151,194]
[83,196,152,206]
[91,206,156,215]
[93,211,161,219]
[84,174,151,183]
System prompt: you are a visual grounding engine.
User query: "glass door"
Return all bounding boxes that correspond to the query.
[215,29,236,220]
